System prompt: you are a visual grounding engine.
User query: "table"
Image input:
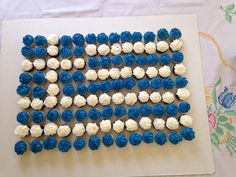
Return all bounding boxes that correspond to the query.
[0,1,235,177]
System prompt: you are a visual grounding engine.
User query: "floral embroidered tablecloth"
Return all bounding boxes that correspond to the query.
[0,0,235,176]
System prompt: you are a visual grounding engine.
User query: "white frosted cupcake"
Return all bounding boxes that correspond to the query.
[44,96,57,108]
[47,58,60,70]
[153,118,165,130]
[125,119,138,132]
[74,58,85,69]
[31,98,44,110]
[150,92,161,103]
[133,66,145,79]
[33,59,46,70]
[85,44,97,56]
[47,45,58,56]
[57,125,71,137]
[60,96,73,108]
[156,41,169,52]
[60,59,72,70]
[21,59,33,71]
[85,70,97,81]
[30,125,43,138]
[180,115,193,127]
[113,120,125,133]
[18,97,31,109]
[162,92,175,104]
[86,123,99,135]
[159,65,171,78]
[98,44,110,56]
[133,42,144,54]
[125,93,137,105]
[146,67,158,78]
[87,94,98,107]
[98,69,109,80]
[145,42,156,54]
[176,88,190,100]
[111,43,122,55]
[120,67,132,78]
[122,42,133,53]
[72,123,85,136]
[166,117,179,130]
[74,95,86,107]
[112,92,124,105]
[174,63,186,76]
[138,91,149,103]
[47,34,59,45]
[170,39,183,51]
[45,70,58,83]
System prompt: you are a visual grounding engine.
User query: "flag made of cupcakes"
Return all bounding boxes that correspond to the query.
[15,28,195,155]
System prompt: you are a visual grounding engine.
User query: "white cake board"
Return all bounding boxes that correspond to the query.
[0,15,214,177]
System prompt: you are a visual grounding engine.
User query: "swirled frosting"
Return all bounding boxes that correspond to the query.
[86,122,99,135]
[47,34,59,45]
[74,95,86,107]
[122,42,133,53]
[150,92,162,103]
[44,96,57,108]
[21,59,33,71]
[159,65,171,78]
[112,92,124,105]
[31,98,44,110]
[120,67,132,78]
[47,58,60,70]
[100,120,111,133]
[109,68,120,79]
[153,118,165,130]
[33,59,46,70]
[125,93,137,105]
[85,44,97,56]
[139,117,152,130]
[156,41,169,52]
[146,67,158,78]
[72,123,85,136]
[180,115,193,127]
[138,91,149,103]
[47,45,58,56]
[176,88,190,100]
[60,59,72,70]
[30,125,43,138]
[45,70,58,83]
[85,70,97,81]
[145,42,156,54]
[98,44,110,56]
[98,69,109,80]
[74,58,85,69]
[166,117,179,130]
[60,96,73,108]
[113,120,125,133]
[99,93,111,105]
[15,125,29,137]
[57,125,71,137]
[125,119,138,132]
[170,39,183,51]
[174,63,186,75]
[133,42,144,54]
[87,94,98,107]
[162,92,175,104]
[18,97,31,109]
[133,66,145,79]
[47,84,60,96]
[111,43,121,55]
[44,123,58,136]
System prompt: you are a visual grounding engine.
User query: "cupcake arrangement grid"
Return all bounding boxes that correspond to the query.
[15,28,195,155]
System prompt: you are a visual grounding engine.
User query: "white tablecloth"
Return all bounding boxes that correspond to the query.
[0,0,235,176]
